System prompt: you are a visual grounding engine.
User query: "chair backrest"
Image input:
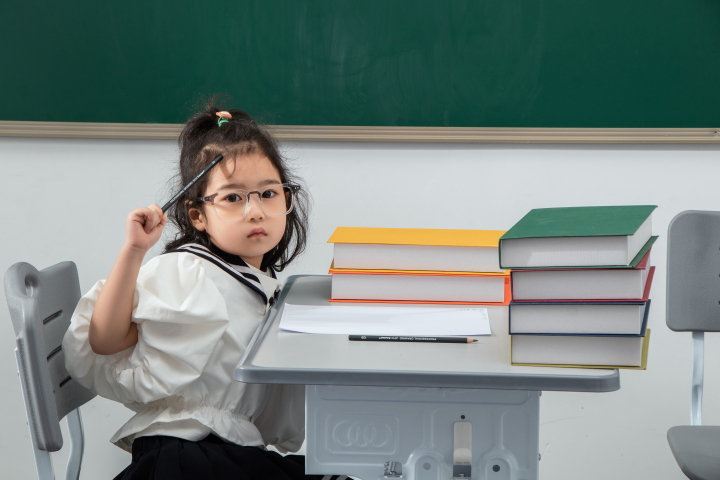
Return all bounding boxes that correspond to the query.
[4,261,95,452]
[667,210,720,333]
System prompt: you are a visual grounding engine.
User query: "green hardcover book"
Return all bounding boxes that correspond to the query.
[499,205,658,269]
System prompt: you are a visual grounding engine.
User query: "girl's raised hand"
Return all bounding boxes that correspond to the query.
[125,204,167,253]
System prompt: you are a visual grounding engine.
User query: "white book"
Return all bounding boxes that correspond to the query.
[511,334,645,367]
[509,301,650,335]
[331,271,507,303]
[511,260,653,301]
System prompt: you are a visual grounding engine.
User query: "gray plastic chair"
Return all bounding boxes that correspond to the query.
[4,261,96,480]
[666,211,720,480]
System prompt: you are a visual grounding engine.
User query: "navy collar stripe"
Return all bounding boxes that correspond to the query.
[167,244,271,303]
[179,244,277,281]
[179,245,264,282]
[170,247,268,303]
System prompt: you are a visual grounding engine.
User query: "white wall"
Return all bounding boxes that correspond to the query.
[2,136,719,479]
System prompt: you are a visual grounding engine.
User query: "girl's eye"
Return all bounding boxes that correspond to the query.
[262,189,278,198]
[225,193,243,203]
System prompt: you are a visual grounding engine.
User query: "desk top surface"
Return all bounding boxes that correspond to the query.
[234,275,620,392]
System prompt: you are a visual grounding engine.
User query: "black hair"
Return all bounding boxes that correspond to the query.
[163,100,309,272]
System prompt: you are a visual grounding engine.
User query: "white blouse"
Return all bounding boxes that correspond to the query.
[62,247,304,453]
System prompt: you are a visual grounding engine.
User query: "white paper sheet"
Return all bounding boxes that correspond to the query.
[278,304,491,336]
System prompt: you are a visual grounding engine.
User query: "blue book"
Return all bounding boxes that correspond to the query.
[509,299,651,336]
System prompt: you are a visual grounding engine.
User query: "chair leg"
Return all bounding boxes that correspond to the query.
[64,408,84,480]
[691,331,704,426]
[15,349,55,480]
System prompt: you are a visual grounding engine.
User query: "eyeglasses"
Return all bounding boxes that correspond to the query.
[197,183,301,222]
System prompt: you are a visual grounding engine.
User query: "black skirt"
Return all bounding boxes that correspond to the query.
[113,435,349,480]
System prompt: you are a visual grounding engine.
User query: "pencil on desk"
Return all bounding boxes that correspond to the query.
[349,335,477,344]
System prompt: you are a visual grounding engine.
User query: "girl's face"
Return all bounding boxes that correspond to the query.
[189,151,287,269]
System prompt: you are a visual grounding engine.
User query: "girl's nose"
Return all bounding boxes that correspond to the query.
[246,193,265,220]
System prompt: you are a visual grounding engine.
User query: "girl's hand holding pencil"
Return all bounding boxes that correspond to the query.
[88,204,165,355]
[125,203,167,253]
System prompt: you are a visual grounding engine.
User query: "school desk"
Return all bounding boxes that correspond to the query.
[235,275,619,480]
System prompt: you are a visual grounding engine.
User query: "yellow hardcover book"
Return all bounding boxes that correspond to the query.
[327,227,507,273]
[510,329,651,370]
[328,262,509,277]
[328,227,506,247]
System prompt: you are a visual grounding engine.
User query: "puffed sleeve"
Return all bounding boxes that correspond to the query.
[253,384,306,453]
[62,254,229,405]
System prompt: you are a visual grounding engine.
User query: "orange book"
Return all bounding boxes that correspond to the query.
[329,263,511,306]
[328,227,507,273]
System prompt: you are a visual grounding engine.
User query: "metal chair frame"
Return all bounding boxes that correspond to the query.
[666,210,720,480]
[5,261,96,480]
[691,331,703,426]
[15,349,86,480]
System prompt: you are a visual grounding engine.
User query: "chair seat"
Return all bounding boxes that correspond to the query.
[668,426,720,480]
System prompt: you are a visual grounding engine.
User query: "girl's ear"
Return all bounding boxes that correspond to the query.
[188,207,207,231]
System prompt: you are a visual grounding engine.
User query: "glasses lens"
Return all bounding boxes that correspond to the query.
[258,185,294,216]
[212,189,249,221]
[211,185,295,221]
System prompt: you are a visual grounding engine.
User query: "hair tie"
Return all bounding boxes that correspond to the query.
[216,111,232,127]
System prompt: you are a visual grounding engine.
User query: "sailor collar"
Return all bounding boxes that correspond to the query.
[168,243,280,306]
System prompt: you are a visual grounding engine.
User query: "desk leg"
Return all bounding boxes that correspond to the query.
[305,385,540,480]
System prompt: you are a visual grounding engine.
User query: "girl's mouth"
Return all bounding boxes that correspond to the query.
[248,228,267,238]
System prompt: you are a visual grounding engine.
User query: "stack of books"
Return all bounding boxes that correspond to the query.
[327,227,511,305]
[500,206,657,369]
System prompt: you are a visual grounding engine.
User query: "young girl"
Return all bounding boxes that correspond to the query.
[62,104,333,480]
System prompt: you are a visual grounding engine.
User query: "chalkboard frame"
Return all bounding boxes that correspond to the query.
[0,122,719,143]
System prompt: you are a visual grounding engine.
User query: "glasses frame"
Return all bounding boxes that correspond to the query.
[197,183,301,222]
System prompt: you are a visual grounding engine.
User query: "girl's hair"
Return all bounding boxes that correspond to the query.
[163,100,310,272]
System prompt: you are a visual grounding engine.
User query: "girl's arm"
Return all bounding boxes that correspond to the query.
[88,204,167,355]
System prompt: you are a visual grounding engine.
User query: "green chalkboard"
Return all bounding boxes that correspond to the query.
[3,1,720,127]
